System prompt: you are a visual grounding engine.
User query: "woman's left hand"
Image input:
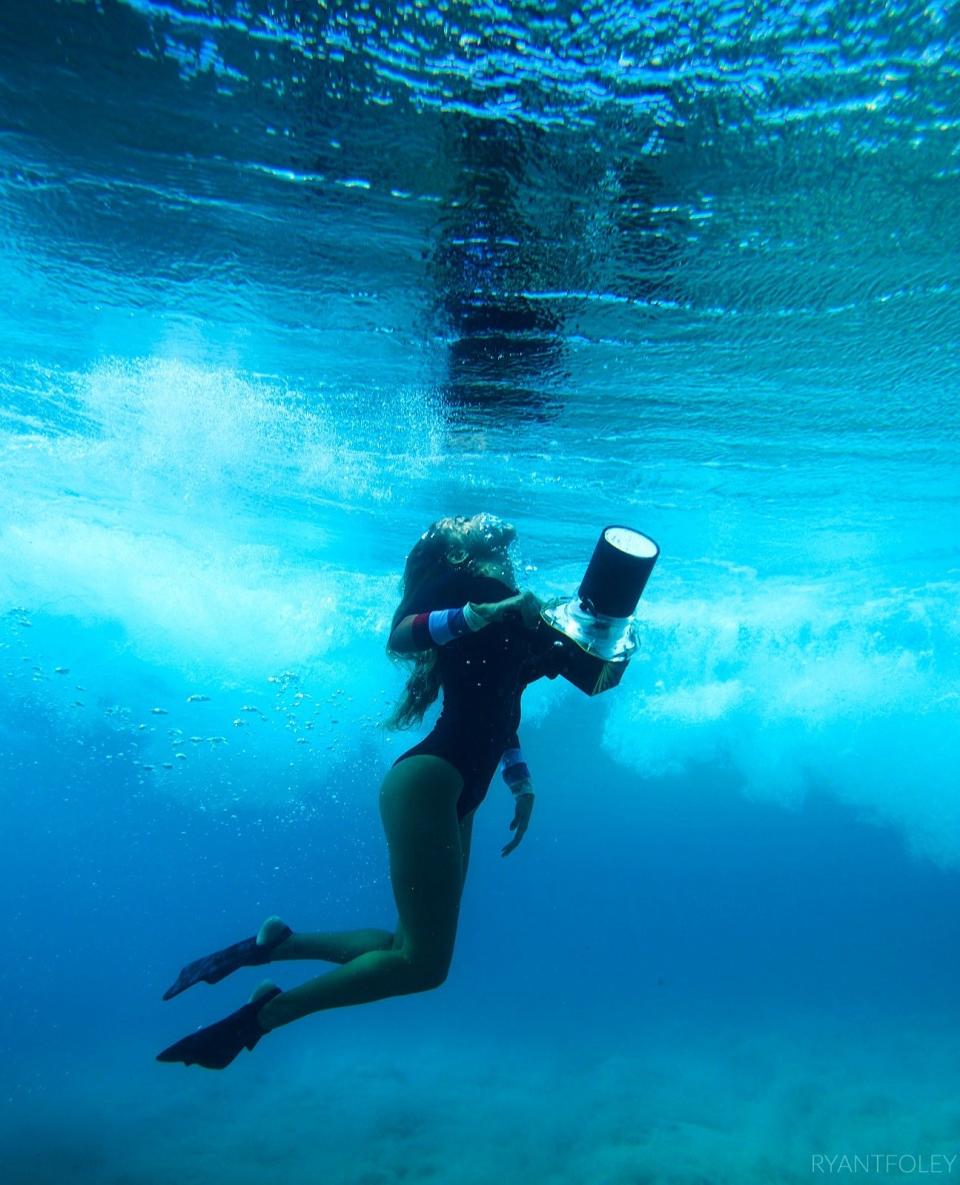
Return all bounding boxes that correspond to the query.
[501,789,535,857]
[469,590,543,631]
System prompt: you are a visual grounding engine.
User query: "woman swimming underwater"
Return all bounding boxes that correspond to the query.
[157,513,566,1069]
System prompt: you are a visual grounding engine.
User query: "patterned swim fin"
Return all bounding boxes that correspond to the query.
[162,922,292,1000]
[156,984,282,1070]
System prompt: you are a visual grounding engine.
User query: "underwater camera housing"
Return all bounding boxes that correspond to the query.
[539,526,659,696]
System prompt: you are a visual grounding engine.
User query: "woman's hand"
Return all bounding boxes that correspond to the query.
[501,788,534,857]
[469,590,543,631]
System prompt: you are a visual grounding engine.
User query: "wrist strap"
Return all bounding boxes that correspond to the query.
[501,746,532,792]
[411,604,487,648]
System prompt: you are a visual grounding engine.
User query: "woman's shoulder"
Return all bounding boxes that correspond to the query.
[410,569,515,613]
[464,573,517,603]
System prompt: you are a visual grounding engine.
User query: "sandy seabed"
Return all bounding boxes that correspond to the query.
[3,1004,956,1185]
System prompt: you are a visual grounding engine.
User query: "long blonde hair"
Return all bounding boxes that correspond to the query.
[385,516,513,729]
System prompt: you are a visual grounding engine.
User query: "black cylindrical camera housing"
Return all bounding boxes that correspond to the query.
[577,526,660,618]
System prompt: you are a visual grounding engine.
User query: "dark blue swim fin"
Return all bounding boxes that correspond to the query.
[162,922,292,1000]
[156,985,282,1070]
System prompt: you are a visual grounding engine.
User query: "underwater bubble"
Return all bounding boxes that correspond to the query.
[268,671,300,686]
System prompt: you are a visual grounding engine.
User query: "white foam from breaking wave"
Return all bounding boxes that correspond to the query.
[604,580,960,866]
[1,357,957,863]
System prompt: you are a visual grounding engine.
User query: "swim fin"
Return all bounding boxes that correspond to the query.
[156,984,282,1070]
[162,920,292,1000]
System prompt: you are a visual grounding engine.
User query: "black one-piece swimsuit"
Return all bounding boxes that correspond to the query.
[393,569,564,819]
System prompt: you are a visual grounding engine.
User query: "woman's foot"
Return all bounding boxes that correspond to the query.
[249,978,280,1004]
[257,915,291,947]
[156,982,282,1070]
[162,918,293,1000]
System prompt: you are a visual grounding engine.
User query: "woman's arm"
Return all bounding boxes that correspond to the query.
[500,735,535,858]
[500,738,533,794]
[389,591,542,653]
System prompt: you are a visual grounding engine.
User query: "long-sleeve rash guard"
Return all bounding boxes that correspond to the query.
[392,568,564,819]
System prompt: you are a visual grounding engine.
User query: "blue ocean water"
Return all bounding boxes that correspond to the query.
[1,1,959,1182]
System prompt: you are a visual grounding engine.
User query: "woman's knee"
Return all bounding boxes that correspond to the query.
[406,958,450,993]
[394,948,451,993]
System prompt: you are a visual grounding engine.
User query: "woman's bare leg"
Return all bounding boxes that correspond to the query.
[268,926,396,965]
[257,756,465,1031]
[262,806,475,967]
[360,810,474,957]
[458,810,475,886]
